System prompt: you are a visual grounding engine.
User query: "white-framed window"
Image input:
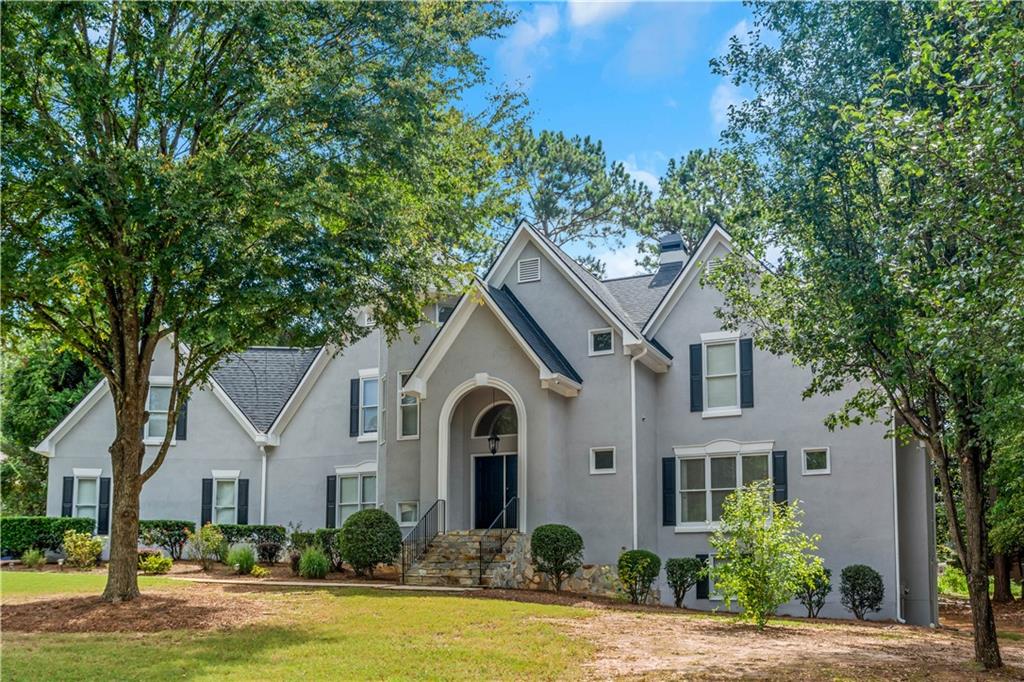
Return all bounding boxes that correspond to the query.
[589,447,616,474]
[588,328,614,356]
[676,452,771,530]
[145,382,173,441]
[702,332,740,417]
[337,472,377,526]
[397,370,419,440]
[213,478,238,524]
[471,401,517,438]
[517,257,541,283]
[75,476,99,522]
[359,369,379,440]
[436,301,456,325]
[802,447,831,475]
[396,501,419,527]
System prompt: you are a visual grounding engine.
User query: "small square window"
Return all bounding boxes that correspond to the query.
[436,302,456,324]
[397,501,419,526]
[802,448,831,475]
[589,328,614,356]
[590,447,616,474]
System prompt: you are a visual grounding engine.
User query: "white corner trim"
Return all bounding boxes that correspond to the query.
[589,446,617,475]
[801,446,832,475]
[211,469,240,479]
[588,328,615,357]
[700,330,740,343]
[335,460,377,475]
[72,468,102,478]
[673,439,775,457]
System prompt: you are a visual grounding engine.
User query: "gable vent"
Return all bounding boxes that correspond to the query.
[517,257,541,283]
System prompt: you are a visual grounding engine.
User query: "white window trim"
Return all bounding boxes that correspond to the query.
[336,467,378,526]
[212,476,239,525]
[588,328,615,357]
[144,377,177,445]
[470,400,516,439]
[517,257,541,283]
[396,501,419,527]
[701,331,741,419]
[589,446,617,475]
[673,442,773,533]
[357,368,379,442]
[73,474,100,525]
[801,446,831,475]
[396,370,420,441]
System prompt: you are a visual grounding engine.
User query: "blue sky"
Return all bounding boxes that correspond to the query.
[467,1,753,277]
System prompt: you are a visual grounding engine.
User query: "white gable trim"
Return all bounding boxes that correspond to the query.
[404,278,581,400]
[266,345,332,438]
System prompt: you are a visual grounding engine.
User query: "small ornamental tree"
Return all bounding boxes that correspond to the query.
[617,549,661,605]
[708,480,825,629]
[530,524,584,592]
[797,567,832,618]
[665,558,704,608]
[840,564,884,620]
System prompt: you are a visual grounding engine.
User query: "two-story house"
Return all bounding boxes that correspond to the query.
[35,221,938,624]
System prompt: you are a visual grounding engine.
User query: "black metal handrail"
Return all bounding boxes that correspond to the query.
[401,498,445,584]
[478,496,518,584]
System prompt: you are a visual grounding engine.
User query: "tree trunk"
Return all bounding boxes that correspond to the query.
[993,553,1013,603]
[101,416,145,602]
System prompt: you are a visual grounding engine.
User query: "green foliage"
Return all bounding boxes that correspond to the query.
[989,449,1024,558]
[290,531,316,552]
[617,549,661,605]
[797,567,832,619]
[256,542,282,565]
[840,565,885,620]
[938,565,969,597]
[186,524,224,571]
[20,548,46,569]
[226,545,256,575]
[212,524,286,546]
[665,558,703,608]
[708,481,825,628]
[250,565,270,578]
[62,529,102,569]
[530,524,584,592]
[138,554,172,575]
[341,509,402,577]
[0,516,95,556]
[506,127,651,277]
[314,528,345,572]
[298,546,330,579]
[138,520,195,560]
[0,339,101,516]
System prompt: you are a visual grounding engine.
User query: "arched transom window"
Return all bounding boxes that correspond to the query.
[473,402,517,438]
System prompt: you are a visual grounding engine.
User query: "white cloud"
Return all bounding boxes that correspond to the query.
[567,1,632,28]
[716,19,752,57]
[497,5,560,87]
[710,81,742,130]
[594,240,645,278]
[622,154,660,196]
[605,3,710,81]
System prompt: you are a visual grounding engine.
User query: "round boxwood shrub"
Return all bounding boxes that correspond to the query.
[618,549,661,604]
[530,524,584,592]
[341,509,402,577]
[299,546,329,579]
[226,545,256,575]
[840,564,884,620]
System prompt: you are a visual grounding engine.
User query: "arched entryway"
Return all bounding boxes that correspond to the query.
[437,374,527,532]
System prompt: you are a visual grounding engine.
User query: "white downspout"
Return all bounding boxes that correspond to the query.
[891,412,904,623]
[630,348,648,550]
[259,445,268,525]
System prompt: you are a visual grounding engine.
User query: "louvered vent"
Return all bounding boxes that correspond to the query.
[517,257,541,283]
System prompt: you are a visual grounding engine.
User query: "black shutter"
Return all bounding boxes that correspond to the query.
[696,554,710,599]
[326,475,337,528]
[201,478,213,526]
[61,477,74,517]
[662,457,676,526]
[97,477,111,534]
[689,344,703,412]
[349,379,360,437]
[739,338,754,408]
[237,479,249,524]
[175,400,188,440]
[772,450,788,503]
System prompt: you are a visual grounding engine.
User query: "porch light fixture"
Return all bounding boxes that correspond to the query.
[488,432,500,455]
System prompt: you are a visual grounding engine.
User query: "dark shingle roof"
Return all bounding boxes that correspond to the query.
[487,284,583,384]
[601,260,683,328]
[211,347,321,431]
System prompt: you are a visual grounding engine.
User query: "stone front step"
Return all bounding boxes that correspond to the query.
[402,531,520,586]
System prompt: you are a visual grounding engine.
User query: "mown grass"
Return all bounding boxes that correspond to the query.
[0,570,178,598]
[0,573,594,681]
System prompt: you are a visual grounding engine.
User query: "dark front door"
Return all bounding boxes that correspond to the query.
[474,454,518,529]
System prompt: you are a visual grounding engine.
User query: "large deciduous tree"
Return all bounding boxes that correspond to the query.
[709,1,1023,668]
[1,1,515,602]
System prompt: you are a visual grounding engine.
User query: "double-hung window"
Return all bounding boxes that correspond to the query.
[397,371,419,440]
[360,374,379,438]
[214,478,237,524]
[704,336,740,414]
[146,384,172,440]
[677,451,771,529]
[338,472,377,525]
[75,476,99,522]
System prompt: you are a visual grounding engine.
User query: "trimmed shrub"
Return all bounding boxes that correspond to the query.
[665,557,703,608]
[62,529,103,569]
[138,520,195,560]
[314,528,345,571]
[139,555,173,574]
[211,524,286,546]
[0,516,95,556]
[290,531,316,551]
[256,542,282,565]
[618,549,661,604]
[798,567,833,618]
[21,548,46,569]
[341,509,402,577]
[137,548,162,566]
[186,524,224,571]
[226,545,256,575]
[840,564,884,620]
[250,565,270,578]
[530,524,584,592]
[299,546,329,579]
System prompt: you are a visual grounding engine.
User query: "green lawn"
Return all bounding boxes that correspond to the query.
[1,572,593,681]
[0,571,177,598]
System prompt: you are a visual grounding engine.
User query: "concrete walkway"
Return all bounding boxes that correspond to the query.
[171,576,481,592]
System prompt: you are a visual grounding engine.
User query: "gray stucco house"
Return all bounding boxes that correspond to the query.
[36,221,938,624]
